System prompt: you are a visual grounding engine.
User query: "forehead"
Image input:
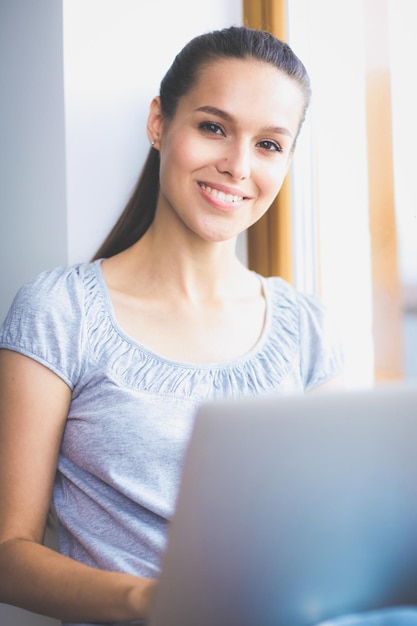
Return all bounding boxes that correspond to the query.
[179,57,305,128]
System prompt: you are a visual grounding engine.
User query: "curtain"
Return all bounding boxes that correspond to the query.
[364,0,404,380]
[244,0,404,381]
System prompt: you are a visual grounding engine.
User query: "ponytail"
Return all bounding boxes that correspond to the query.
[92,147,160,260]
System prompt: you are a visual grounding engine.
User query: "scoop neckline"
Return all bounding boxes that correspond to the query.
[92,258,272,370]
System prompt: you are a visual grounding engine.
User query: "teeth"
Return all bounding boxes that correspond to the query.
[201,184,243,203]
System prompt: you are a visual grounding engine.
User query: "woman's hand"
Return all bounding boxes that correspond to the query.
[128,576,158,621]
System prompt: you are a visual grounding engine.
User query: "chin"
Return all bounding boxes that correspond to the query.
[194,220,248,244]
[199,229,241,244]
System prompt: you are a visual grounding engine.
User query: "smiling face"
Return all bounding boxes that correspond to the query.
[147,57,306,244]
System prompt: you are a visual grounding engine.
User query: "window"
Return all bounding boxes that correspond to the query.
[245,0,416,388]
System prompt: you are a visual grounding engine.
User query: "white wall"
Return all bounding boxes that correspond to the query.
[0,0,68,325]
[0,0,66,614]
[64,0,243,265]
[0,2,242,625]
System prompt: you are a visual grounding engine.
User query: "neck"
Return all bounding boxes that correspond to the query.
[136,228,248,299]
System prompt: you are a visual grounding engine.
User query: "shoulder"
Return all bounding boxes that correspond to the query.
[262,275,328,327]
[14,262,94,305]
[262,276,344,390]
[3,261,103,322]
[262,275,332,331]
[0,262,99,388]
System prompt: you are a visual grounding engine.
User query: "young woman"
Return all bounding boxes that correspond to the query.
[0,26,343,625]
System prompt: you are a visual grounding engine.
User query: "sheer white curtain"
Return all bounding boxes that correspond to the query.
[388,0,417,378]
[287,0,374,389]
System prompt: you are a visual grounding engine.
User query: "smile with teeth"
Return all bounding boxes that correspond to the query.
[199,183,244,203]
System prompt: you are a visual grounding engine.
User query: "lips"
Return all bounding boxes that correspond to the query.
[198,182,246,203]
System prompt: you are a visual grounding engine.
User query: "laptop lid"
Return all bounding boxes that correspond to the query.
[148,382,417,626]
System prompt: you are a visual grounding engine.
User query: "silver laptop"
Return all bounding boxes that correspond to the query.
[148,382,417,626]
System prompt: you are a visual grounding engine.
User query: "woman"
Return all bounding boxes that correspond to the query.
[0,26,343,625]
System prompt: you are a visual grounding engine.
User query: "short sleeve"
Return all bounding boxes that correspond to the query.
[0,266,87,389]
[297,291,344,391]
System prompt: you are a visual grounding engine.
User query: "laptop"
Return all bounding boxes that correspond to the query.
[148,382,417,626]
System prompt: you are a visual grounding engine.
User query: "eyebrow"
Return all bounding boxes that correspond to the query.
[194,105,294,138]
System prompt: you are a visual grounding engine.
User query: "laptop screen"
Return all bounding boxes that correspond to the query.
[149,382,417,626]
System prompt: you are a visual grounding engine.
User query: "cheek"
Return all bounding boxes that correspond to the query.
[161,134,204,179]
[158,140,193,198]
[259,163,288,201]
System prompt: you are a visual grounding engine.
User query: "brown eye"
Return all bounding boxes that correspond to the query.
[199,122,224,135]
[257,140,282,152]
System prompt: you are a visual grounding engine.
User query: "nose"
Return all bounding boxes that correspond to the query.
[218,140,251,180]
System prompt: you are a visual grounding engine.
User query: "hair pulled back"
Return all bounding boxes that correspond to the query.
[93,26,311,260]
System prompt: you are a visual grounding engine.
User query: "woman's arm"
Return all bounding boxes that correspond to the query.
[0,349,155,623]
[309,372,346,394]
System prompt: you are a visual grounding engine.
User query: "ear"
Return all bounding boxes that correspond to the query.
[146,96,164,149]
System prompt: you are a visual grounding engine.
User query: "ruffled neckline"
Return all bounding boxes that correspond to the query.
[81,260,299,401]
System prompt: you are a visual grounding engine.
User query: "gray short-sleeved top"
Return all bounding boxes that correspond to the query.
[0,260,343,622]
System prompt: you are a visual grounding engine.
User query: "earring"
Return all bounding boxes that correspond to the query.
[151,140,156,146]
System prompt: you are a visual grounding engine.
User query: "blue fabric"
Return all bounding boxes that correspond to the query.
[320,607,417,625]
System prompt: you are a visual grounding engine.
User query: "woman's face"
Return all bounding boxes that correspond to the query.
[148,57,305,244]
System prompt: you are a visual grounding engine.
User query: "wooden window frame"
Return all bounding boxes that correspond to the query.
[243,0,293,283]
